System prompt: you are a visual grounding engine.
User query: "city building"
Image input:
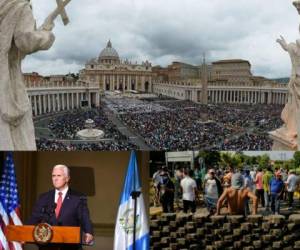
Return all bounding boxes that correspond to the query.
[152,61,212,82]
[27,78,100,116]
[79,40,154,93]
[153,59,288,105]
[25,54,289,118]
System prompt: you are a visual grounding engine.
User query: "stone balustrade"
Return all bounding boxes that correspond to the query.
[150,213,300,250]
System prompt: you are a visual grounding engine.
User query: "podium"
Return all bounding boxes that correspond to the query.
[6,225,81,250]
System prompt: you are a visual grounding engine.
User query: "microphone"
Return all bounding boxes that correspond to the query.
[41,203,57,223]
[41,205,48,223]
[50,203,57,214]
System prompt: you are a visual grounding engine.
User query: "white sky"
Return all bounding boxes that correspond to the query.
[23,0,300,78]
[243,151,295,161]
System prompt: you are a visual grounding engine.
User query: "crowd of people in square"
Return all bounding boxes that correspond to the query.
[36,138,136,151]
[35,97,283,151]
[104,96,168,114]
[120,99,283,150]
[152,164,300,216]
[36,108,136,151]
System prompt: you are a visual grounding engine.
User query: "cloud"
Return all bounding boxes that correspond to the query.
[23,0,298,78]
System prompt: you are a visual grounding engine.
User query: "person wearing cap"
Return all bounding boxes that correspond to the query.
[216,173,258,216]
[285,170,298,210]
[204,169,223,215]
[269,171,284,215]
[158,167,174,213]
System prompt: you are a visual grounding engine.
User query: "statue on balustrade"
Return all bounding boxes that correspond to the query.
[0,0,71,150]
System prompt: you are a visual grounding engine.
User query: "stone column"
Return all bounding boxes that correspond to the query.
[109,75,113,90]
[61,93,65,110]
[121,75,124,92]
[128,75,131,90]
[102,75,105,91]
[116,74,119,91]
[71,93,74,109]
[268,92,272,104]
[51,94,55,112]
[96,92,100,107]
[88,92,91,108]
[141,76,145,91]
[43,95,46,114]
[48,94,51,112]
[33,95,38,116]
[57,93,60,112]
[76,92,79,108]
[66,92,70,110]
[38,95,42,115]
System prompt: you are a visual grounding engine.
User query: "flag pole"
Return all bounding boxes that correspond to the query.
[130,151,140,250]
[131,190,140,250]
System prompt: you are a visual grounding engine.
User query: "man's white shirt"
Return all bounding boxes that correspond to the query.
[180,176,197,201]
[55,186,69,203]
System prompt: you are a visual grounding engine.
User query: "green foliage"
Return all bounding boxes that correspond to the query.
[257,154,270,169]
[220,152,242,169]
[293,151,300,168]
[197,151,221,168]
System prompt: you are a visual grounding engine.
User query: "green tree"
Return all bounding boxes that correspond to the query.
[258,154,270,169]
[293,151,300,168]
[197,151,221,168]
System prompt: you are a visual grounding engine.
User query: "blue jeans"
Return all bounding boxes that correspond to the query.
[271,193,280,214]
[264,190,271,208]
[243,197,250,215]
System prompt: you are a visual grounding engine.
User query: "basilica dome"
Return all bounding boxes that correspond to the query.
[98,40,120,64]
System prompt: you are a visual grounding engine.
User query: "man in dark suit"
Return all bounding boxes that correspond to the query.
[27,165,94,250]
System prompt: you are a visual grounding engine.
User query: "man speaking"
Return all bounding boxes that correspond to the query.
[27,165,94,250]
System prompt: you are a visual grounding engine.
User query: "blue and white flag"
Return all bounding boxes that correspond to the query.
[114,151,149,250]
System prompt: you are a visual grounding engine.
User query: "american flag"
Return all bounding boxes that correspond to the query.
[0,153,22,250]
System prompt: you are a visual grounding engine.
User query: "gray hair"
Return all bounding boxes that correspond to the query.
[53,164,70,177]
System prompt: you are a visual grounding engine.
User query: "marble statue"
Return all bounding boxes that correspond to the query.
[276,35,300,140]
[0,0,71,150]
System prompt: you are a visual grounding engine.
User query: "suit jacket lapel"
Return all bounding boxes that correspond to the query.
[48,190,57,225]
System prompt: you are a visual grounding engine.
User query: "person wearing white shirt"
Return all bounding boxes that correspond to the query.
[180,169,198,213]
[285,170,299,210]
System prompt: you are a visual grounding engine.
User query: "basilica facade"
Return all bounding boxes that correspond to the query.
[79,40,154,93]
